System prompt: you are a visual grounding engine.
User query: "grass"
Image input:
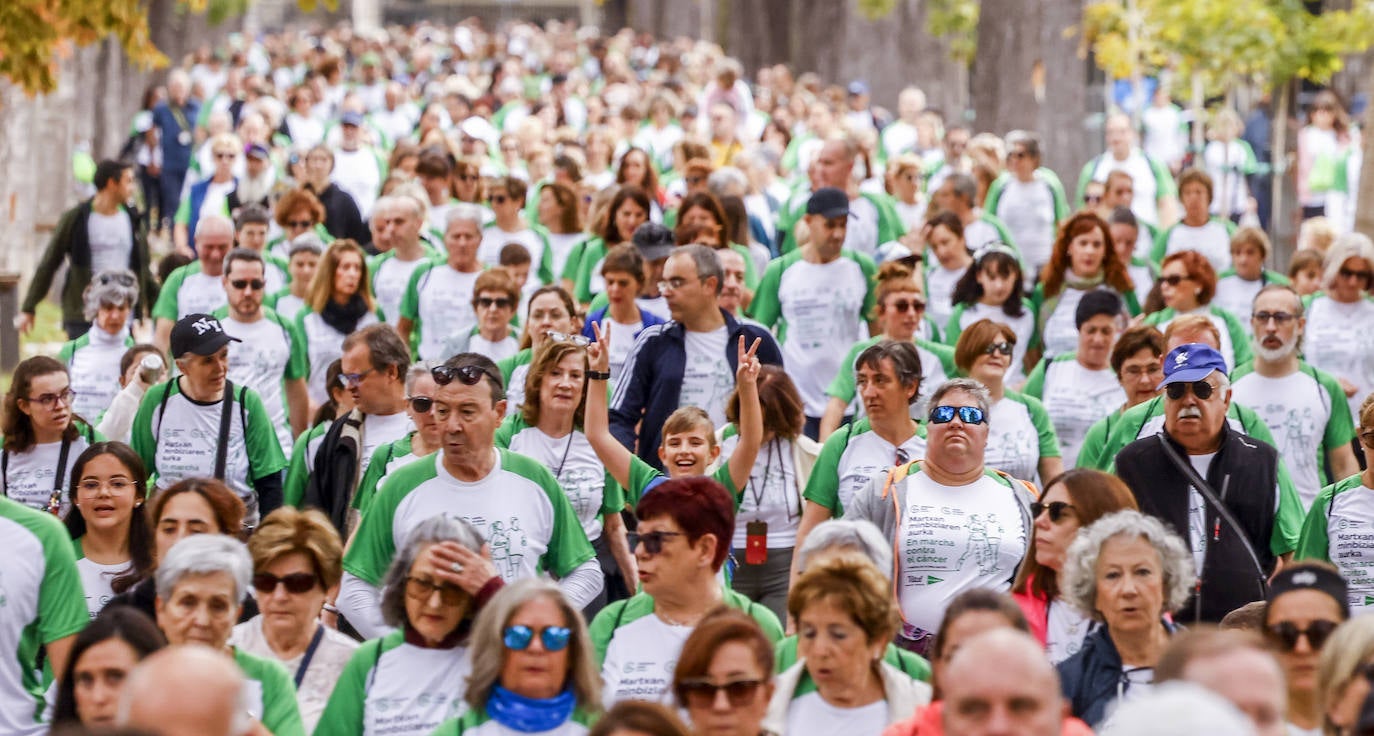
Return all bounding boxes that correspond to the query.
[2,302,67,394]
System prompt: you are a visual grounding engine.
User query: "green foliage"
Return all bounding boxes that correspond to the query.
[855,0,979,65]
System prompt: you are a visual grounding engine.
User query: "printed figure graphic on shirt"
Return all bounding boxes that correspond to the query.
[957,514,1004,575]
[488,519,527,579]
[1280,406,1320,492]
[561,466,602,522]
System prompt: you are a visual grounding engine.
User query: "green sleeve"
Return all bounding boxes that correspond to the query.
[1240,140,1261,175]
[1218,309,1252,367]
[983,175,1006,214]
[1046,171,1071,222]
[1076,414,1114,470]
[573,240,607,304]
[1295,489,1335,562]
[352,442,396,515]
[1272,461,1303,556]
[872,193,906,244]
[35,513,88,644]
[600,473,626,515]
[242,388,289,479]
[774,635,800,672]
[494,415,520,448]
[21,207,79,314]
[1318,369,1358,455]
[341,472,405,586]
[129,383,168,479]
[173,194,191,225]
[152,267,189,321]
[944,303,968,346]
[1150,225,1172,266]
[57,339,77,364]
[588,599,631,667]
[825,341,866,403]
[712,463,740,499]
[399,262,431,321]
[540,475,598,577]
[249,655,306,736]
[746,258,785,326]
[1022,359,1048,399]
[627,454,664,504]
[857,252,879,318]
[1020,393,1061,459]
[284,315,309,380]
[1150,155,1177,198]
[534,227,556,286]
[497,351,530,386]
[311,639,384,736]
[1074,160,1096,208]
[729,243,761,289]
[1237,404,1279,448]
[586,291,609,314]
[985,213,1018,251]
[283,424,323,508]
[560,240,587,283]
[802,428,849,515]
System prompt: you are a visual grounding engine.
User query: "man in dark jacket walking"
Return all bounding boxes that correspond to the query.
[1114,344,1303,622]
[610,243,782,471]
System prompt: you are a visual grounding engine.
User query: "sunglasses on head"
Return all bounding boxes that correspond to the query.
[1030,501,1075,523]
[231,278,266,291]
[983,341,1013,357]
[503,624,572,652]
[1165,380,1215,400]
[889,299,925,313]
[677,678,766,708]
[635,530,683,555]
[95,271,137,287]
[407,396,434,413]
[252,572,317,594]
[432,363,496,388]
[928,405,986,425]
[1266,619,1339,652]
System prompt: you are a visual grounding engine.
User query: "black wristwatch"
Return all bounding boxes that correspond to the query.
[587,370,612,381]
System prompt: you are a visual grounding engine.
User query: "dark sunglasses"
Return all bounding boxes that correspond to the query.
[490,195,510,204]
[476,296,515,309]
[1159,274,1192,287]
[432,363,496,387]
[929,405,986,425]
[407,396,434,413]
[287,220,314,229]
[635,530,683,555]
[677,678,766,708]
[889,299,925,313]
[1266,619,1340,652]
[404,576,465,604]
[252,572,318,594]
[503,625,572,652]
[983,341,1013,357]
[231,278,266,291]
[1339,268,1373,282]
[1165,380,1215,401]
[1252,311,1296,324]
[458,173,479,182]
[1030,501,1075,523]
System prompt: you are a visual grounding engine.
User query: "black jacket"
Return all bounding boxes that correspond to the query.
[22,199,158,323]
[1058,622,1177,728]
[302,408,365,537]
[1114,424,1277,622]
[308,182,370,246]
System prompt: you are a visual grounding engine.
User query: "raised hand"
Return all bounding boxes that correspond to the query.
[589,321,611,373]
[736,335,762,385]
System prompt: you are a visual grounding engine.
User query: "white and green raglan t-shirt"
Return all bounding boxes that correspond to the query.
[802,418,927,519]
[297,308,382,406]
[130,378,288,527]
[1022,353,1125,469]
[398,262,481,361]
[1297,475,1374,612]
[1232,363,1356,510]
[826,335,958,421]
[217,306,310,454]
[495,416,624,542]
[0,426,98,517]
[151,261,227,322]
[747,250,877,418]
[369,249,438,326]
[313,629,471,736]
[0,498,88,736]
[430,707,597,736]
[233,647,306,736]
[591,589,784,710]
[982,391,1060,484]
[59,329,134,423]
[343,449,595,589]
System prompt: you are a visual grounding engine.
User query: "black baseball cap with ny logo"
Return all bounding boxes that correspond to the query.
[170,313,242,358]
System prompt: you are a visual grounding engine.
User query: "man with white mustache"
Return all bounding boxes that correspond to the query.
[1113,343,1304,623]
[1231,285,1359,509]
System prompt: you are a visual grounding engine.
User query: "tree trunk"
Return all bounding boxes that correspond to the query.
[1271,80,1292,262]
[1356,71,1374,239]
[972,0,1041,134]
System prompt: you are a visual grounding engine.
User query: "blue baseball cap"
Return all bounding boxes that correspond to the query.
[1158,343,1228,390]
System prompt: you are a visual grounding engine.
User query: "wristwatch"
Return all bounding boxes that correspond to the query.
[587,370,612,381]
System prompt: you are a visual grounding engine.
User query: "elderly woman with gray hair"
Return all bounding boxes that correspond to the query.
[315,515,504,736]
[1304,233,1374,422]
[430,578,602,735]
[154,533,306,736]
[1056,510,1195,729]
[58,269,139,423]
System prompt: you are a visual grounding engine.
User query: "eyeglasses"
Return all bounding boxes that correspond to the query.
[286,220,314,229]
[658,277,696,292]
[1007,150,1030,160]
[1121,363,1163,378]
[252,572,318,595]
[1266,620,1340,652]
[983,341,1013,356]
[1030,501,1075,523]
[432,363,499,388]
[337,368,375,388]
[635,530,684,555]
[1252,311,1296,324]
[405,576,465,605]
[889,299,925,313]
[407,396,434,413]
[547,330,591,347]
[1084,194,1104,204]
[1338,268,1373,282]
[24,389,75,408]
[476,296,515,310]
[677,678,766,708]
[458,173,479,182]
[1165,380,1215,400]
[928,405,986,425]
[94,271,136,287]
[503,624,572,652]
[230,278,266,291]
[1159,274,1192,287]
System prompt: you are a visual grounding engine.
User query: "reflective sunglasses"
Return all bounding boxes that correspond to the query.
[1030,501,1075,523]
[1252,311,1296,325]
[635,530,684,555]
[983,341,1013,357]
[1266,620,1340,652]
[432,363,498,388]
[231,278,266,291]
[1165,380,1215,401]
[889,299,925,313]
[1159,274,1191,287]
[677,678,766,708]
[475,296,515,310]
[407,396,434,413]
[25,389,75,408]
[337,368,375,388]
[404,576,465,605]
[503,624,572,652]
[547,330,591,347]
[928,405,986,425]
[252,572,318,594]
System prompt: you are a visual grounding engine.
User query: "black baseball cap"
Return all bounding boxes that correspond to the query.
[632,222,676,261]
[170,314,241,358]
[807,187,851,219]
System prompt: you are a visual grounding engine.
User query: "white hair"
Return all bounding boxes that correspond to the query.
[1061,510,1196,623]
[446,203,486,231]
[155,534,253,602]
[1100,682,1256,736]
[795,520,893,580]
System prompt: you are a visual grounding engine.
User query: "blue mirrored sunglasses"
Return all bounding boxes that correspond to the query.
[503,624,572,652]
[928,405,986,425]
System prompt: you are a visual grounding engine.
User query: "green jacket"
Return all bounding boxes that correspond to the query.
[22,199,157,323]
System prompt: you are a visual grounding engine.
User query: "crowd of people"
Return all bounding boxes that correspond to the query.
[5,16,1374,736]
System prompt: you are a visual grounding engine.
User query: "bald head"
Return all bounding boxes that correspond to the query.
[118,645,247,736]
[942,629,1064,736]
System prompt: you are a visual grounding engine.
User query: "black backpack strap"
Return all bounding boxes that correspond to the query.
[213,380,235,480]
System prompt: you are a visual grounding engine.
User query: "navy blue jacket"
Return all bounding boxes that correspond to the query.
[152,100,200,172]
[1058,621,1178,728]
[609,308,782,471]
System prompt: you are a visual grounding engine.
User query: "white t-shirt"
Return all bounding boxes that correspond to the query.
[505,427,608,540]
[468,334,519,363]
[1039,287,1089,359]
[76,556,126,618]
[775,258,871,416]
[636,295,670,322]
[147,391,262,524]
[831,429,927,515]
[600,612,692,709]
[353,639,469,736]
[229,617,359,733]
[1305,296,1374,419]
[1046,599,1094,665]
[87,210,133,275]
[412,266,480,361]
[372,254,431,326]
[479,226,546,284]
[1086,149,1164,225]
[172,270,228,318]
[1,437,91,516]
[67,328,130,423]
[924,264,964,336]
[956,303,1035,384]
[223,315,296,453]
[721,436,800,548]
[546,233,584,283]
[1153,308,1238,373]
[1203,140,1252,215]
[843,196,880,258]
[897,472,1028,633]
[983,397,1047,483]
[1037,359,1124,468]
[679,326,734,428]
[1187,452,1218,573]
[785,692,888,736]
[361,412,414,479]
[301,310,380,405]
[604,318,642,383]
[1213,274,1264,330]
[963,218,1003,253]
[1232,370,1335,509]
[332,147,382,218]
[1164,220,1232,273]
[995,178,1056,274]
[1318,483,1374,613]
[199,179,236,222]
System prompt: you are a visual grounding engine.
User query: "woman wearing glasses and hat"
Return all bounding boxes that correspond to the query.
[59,269,138,424]
[1,355,103,515]
[1261,561,1350,736]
